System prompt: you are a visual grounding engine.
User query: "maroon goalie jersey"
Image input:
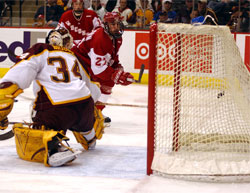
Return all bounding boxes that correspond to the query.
[72,27,123,87]
[58,9,102,43]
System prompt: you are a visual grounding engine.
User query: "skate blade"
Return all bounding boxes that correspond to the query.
[104,123,110,127]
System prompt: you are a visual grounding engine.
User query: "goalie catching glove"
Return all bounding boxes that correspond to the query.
[111,68,134,86]
[0,82,23,130]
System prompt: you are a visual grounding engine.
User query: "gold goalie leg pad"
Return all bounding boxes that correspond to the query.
[73,107,105,150]
[94,106,105,140]
[13,124,80,167]
[73,129,96,150]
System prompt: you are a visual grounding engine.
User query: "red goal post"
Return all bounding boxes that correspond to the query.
[147,23,250,182]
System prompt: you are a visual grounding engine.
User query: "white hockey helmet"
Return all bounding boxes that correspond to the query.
[46,28,73,49]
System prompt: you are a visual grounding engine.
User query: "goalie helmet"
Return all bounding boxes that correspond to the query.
[103,12,124,39]
[46,28,73,49]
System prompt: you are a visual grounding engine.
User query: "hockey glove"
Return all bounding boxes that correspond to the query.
[0,117,9,130]
[0,82,23,129]
[111,69,134,86]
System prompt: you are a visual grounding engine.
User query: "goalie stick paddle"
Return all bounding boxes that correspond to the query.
[127,64,145,83]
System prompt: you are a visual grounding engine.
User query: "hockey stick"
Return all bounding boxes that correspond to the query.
[2,101,147,140]
[102,102,147,108]
[0,130,14,140]
[8,121,32,125]
[0,121,33,140]
[127,64,145,83]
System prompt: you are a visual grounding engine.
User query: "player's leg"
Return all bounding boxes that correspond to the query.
[70,98,105,150]
[96,92,112,124]
[32,104,80,132]
[96,82,115,125]
[29,105,86,166]
[89,77,114,125]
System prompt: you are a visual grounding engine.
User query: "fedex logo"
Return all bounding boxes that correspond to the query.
[0,31,47,63]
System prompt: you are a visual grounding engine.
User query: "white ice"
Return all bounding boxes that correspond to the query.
[0,84,250,193]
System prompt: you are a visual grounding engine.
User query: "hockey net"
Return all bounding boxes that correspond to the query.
[147,23,250,182]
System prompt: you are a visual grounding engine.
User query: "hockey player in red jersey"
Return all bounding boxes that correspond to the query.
[57,0,102,45]
[0,28,105,167]
[72,12,134,123]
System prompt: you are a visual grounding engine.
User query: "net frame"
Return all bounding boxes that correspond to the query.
[147,23,250,182]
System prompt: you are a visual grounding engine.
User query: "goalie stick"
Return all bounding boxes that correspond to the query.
[0,129,14,140]
[127,64,145,83]
[0,121,33,140]
[4,100,147,140]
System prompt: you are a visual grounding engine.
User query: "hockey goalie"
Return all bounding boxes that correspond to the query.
[0,28,105,167]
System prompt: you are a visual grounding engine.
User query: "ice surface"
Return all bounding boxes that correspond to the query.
[0,84,250,193]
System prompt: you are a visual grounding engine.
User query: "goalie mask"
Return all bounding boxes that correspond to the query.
[46,28,73,49]
[103,12,124,39]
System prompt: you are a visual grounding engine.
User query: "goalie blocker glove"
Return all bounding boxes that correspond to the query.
[0,118,9,130]
[0,82,23,130]
[111,68,134,86]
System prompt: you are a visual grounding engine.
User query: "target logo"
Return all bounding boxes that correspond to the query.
[135,33,150,69]
[135,32,174,70]
[136,43,149,60]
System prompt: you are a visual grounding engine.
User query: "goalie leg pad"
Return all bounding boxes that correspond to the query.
[73,107,105,150]
[73,129,96,150]
[13,124,78,167]
[94,106,105,140]
[13,124,48,163]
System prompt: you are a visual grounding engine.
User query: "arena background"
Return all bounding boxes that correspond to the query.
[0,27,249,84]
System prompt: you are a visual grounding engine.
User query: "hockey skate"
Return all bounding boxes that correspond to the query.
[47,137,81,167]
[103,115,111,127]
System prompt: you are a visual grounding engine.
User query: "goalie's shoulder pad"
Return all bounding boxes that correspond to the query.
[0,82,23,100]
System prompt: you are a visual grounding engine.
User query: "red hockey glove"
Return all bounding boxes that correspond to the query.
[111,69,134,86]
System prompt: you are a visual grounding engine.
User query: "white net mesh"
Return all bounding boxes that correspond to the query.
[151,23,250,182]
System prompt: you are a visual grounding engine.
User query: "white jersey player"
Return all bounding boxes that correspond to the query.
[0,28,105,167]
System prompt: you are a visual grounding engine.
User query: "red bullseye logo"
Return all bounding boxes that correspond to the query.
[134,32,149,69]
[136,43,149,60]
[157,43,167,61]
